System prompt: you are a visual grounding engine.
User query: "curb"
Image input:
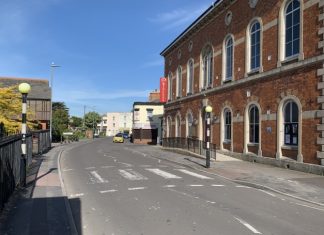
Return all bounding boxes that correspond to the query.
[57,149,78,235]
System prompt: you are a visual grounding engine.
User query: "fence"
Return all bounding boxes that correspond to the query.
[0,130,50,211]
[162,137,218,159]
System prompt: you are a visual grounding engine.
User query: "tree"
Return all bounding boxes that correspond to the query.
[0,85,37,134]
[70,116,83,129]
[52,102,69,142]
[84,111,101,129]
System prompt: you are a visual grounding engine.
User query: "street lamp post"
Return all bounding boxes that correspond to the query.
[50,62,60,143]
[18,83,31,186]
[205,105,213,168]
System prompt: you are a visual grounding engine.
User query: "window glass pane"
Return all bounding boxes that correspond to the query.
[293,39,299,55]
[286,42,293,57]
[286,13,292,28]
[255,108,259,122]
[284,102,291,122]
[291,102,298,122]
[255,124,259,143]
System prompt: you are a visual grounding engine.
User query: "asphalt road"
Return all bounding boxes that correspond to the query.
[60,138,324,235]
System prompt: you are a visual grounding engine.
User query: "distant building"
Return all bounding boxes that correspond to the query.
[148,89,160,102]
[99,112,133,136]
[0,77,51,130]
[132,102,164,145]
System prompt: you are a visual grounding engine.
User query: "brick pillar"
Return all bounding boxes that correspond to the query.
[317,0,324,165]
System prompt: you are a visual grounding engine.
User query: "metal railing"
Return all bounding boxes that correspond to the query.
[162,137,218,159]
[0,130,50,211]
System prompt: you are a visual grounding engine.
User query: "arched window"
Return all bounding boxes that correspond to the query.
[168,72,172,101]
[202,45,213,89]
[176,66,182,98]
[166,116,172,138]
[250,21,261,71]
[284,100,298,145]
[187,112,193,137]
[175,115,181,137]
[224,109,232,141]
[285,0,300,58]
[225,36,233,81]
[187,59,194,95]
[249,105,259,143]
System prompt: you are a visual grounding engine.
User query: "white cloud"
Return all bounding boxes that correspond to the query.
[149,5,209,30]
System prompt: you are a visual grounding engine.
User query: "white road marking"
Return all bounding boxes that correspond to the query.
[100,189,118,194]
[119,169,147,180]
[258,189,276,197]
[146,168,182,179]
[85,167,96,170]
[118,162,133,167]
[163,185,176,188]
[176,169,213,179]
[128,187,147,191]
[188,184,204,187]
[90,171,108,183]
[206,200,216,204]
[69,193,84,198]
[101,166,115,169]
[63,169,73,172]
[211,184,225,187]
[236,185,251,188]
[293,202,324,212]
[234,217,262,234]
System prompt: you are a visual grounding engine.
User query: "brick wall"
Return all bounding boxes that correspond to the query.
[162,0,323,165]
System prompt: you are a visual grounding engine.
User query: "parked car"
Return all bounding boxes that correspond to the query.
[123,133,129,139]
[113,133,124,143]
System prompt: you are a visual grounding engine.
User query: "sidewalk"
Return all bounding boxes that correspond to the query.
[0,143,77,235]
[140,146,324,206]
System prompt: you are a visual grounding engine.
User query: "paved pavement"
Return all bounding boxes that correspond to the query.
[0,139,323,234]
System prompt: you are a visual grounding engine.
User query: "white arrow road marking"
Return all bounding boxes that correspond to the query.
[211,184,225,187]
[162,185,176,188]
[128,187,147,191]
[119,169,147,180]
[101,165,115,169]
[176,169,213,179]
[90,171,108,183]
[146,168,182,179]
[234,217,262,234]
[100,189,118,194]
[188,184,204,187]
[236,185,251,188]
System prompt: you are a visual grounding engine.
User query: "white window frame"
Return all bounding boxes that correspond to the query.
[222,35,234,82]
[176,66,182,98]
[200,44,213,90]
[175,114,181,137]
[276,96,303,162]
[168,72,173,101]
[187,59,194,95]
[245,18,263,75]
[278,0,303,65]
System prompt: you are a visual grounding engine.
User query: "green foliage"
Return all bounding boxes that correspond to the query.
[52,102,69,142]
[70,116,83,128]
[84,111,101,129]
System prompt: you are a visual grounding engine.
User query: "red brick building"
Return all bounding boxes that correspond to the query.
[161,0,324,166]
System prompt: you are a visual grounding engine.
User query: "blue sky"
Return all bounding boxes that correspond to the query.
[0,0,213,117]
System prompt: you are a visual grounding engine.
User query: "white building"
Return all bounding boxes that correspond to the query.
[98,112,133,136]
